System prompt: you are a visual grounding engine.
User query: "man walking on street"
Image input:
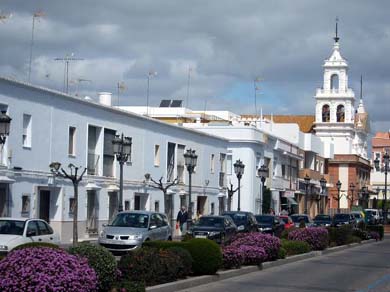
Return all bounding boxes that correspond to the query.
[176,206,188,233]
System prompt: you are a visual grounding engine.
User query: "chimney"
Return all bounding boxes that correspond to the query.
[98,92,112,106]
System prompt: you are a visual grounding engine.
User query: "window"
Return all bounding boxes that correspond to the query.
[154,200,160,212]
[210,154,215,173]
[103,129,116,177]
[282,165,286,177]
[177,144,185,183]
[322,105,330,122]
[69,198,75,214]
[226,155,232,175]
[22,114,32,147]
[26,221,39,237]
[154,145,160,166]
[210,203,215,215]
[330,74,339,90]
[68,126,76,156]
[21,194,30,217]
[37,220,52,235]
[336,105,345,122]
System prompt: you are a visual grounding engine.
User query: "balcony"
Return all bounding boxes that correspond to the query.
[87,153,100,175]
[219,172,226,188]
[299,168,323,181]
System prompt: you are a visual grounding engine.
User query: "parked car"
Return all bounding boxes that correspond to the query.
[222,211,258,232]
[278,215,294,229]
[332,213,356,227]
[364,209,380,225]
[313,214,332,227]
[0,218,60,256]
[351,211,364,225]
[190,215,237,244]
[290,214,314,227]
[98,211,172,253]
[255,215,285,237]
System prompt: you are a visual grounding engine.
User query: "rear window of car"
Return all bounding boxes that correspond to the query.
[255,216,273,224]
[334,214,350,220]
[314,215,331,220]
[224,213,248,225]
[291,216,309,223]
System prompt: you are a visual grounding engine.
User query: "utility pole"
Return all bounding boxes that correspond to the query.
[28,11,45,82]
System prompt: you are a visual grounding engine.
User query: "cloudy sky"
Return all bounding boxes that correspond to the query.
[1,0,390,133]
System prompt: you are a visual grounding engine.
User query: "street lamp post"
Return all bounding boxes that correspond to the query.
[320,177,327,214]
[0,111,12,145]
[374,152,389,224]
[112,133,132,212]
[233,159,245,211]
[257,165,269,215]
[349,183,355,210]
[336,180,342,214]
[49,162,86,246]
[184,149,197,229]
[304,174,310,215]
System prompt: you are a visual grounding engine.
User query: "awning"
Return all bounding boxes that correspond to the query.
[287,197,298,205]
[85,182,101,190]
[0,176,15,184]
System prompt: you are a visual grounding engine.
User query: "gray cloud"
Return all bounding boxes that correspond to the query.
[1,0,390,134]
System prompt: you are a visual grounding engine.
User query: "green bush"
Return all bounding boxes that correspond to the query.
[143,239,222,276]
[12,242,60,251]
[167,247,193,278]
[366,225,384,240]
[327,225,354,246]
[357,221,367,230]
[352,228,370,240]
[281,239,311,256]
[110,280,145,292]
[185,239,222,275]
[118,247,182,286]
[281,227,299,239]
[348,235,362,244]
[68,243,118,292]
[278,247,287,259]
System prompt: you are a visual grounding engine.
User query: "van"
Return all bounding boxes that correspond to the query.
[364,209,380,224]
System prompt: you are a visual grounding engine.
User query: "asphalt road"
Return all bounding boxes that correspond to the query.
[179,237,390,292]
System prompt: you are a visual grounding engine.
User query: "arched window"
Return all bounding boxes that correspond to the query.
[330,74,339,90]
[336,104,345,122]
[322,105,330,122]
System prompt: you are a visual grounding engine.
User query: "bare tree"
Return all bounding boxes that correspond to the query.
[227,182,239,211]
[50,162,86,246]
[144,173,178,221]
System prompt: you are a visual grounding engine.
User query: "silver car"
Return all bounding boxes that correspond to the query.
[98,211,172,252]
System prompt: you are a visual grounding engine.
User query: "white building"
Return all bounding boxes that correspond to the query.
[0,77,229,243]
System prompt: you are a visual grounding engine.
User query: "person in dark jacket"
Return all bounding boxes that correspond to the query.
[176,206,188,232]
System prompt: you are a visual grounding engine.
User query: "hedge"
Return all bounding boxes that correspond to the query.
[366,225,384,240]
[281,239,311,256]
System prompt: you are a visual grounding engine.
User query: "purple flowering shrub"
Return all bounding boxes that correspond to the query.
[222,245,244,269]
[288,227,329,250]
[230,232,281,261]
[240,245,267,265]
[0,247,98,292]
[369,231,380,241]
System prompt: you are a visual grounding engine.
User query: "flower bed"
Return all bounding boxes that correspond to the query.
[288,227,329,250]
[0,247,98,292]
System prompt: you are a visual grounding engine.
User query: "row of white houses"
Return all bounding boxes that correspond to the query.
[0,76,331,242]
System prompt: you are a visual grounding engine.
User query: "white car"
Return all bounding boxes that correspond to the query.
[0,218,60,255]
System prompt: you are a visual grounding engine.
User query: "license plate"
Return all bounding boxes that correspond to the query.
[195,235,207,238]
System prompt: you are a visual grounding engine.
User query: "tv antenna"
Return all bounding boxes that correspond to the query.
[54,53,84,94]
[70,78,92,96]
[117,81,126,106]
[28,10,45,82]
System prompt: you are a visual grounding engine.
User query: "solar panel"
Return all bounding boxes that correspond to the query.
[171,100,183,107]
[159,100,171,107]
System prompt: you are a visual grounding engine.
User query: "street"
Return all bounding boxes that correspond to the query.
[179,237,390,292]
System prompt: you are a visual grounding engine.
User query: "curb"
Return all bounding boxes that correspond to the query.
[146,239,378,292]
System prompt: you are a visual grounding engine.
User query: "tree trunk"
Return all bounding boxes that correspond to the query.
[73,182,78,246]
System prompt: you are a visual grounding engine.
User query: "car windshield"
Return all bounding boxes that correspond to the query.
[315,215,331,221]
[225,213,247,225]
[291,216,309,223]
[111,213,149,228]
[0,220,25,235]
[255,216,273,224]
[196,217,223,227]
[334,214,349,220]
[353,213,362,219]
[279,217,289,224]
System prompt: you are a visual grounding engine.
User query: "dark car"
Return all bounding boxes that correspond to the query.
[290,214,314,227]
[313,214,332,227]
[222,211,258,232]
[332,213,356,227]
[190,215,237,244]
[255,215,285,237]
